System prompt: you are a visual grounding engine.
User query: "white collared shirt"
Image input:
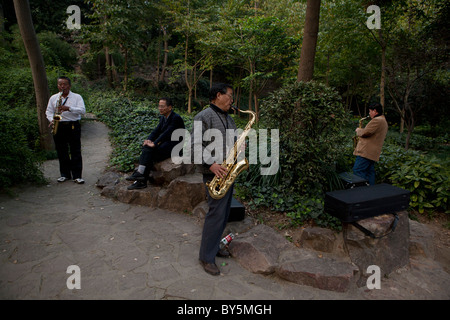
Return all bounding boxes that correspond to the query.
[46,91,86,122]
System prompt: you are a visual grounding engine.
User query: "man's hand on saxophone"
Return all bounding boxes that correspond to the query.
[209,162,228,179]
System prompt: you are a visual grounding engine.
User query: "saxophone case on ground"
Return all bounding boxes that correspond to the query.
[324,183,410,223]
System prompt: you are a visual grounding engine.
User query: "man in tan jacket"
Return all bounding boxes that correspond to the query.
[353,103,388,185]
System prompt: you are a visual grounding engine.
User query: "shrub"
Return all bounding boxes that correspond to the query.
[236,81,349,228]
[261,80,350,195]
[0,110,45,190]
[378,145,449,214]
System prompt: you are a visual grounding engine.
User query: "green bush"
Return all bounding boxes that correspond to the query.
[261,80,350,195]
[0,110,45,190]
[236,81,349,228]
[378,145,449,214]
[38,31,78,70]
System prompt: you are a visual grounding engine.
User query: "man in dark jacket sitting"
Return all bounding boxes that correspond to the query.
[126,97,185,189]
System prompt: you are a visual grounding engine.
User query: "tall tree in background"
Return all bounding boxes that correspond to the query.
[13,0,52,150]
[297,0,321,82]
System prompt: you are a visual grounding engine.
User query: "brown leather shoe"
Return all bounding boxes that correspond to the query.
[199,260,220,276]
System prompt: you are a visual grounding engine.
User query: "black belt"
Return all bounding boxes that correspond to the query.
[59,120,80,125]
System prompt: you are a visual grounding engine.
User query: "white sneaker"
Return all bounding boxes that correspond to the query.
[74,178,85,184]
[57,177,69,182]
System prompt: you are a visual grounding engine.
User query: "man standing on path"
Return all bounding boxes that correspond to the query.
[46,76,86,184]
[353,103,388,185]
[191,83,237,276]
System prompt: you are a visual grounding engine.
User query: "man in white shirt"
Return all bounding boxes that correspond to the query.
[46,76,86,184]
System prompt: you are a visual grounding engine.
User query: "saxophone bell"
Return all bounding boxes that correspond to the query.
[352,115,370,150]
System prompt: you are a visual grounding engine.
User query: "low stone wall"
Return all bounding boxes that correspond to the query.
[96,158,206,213]
[97,163,434,292]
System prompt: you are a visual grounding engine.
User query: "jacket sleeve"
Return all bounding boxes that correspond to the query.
[153,114,185,145]
[357,118,381,138]
[148,117,163,141]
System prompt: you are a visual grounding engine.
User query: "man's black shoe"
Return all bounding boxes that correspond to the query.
[126,170,146,181]
[127,180,147,190]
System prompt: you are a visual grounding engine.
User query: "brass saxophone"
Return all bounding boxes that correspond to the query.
[52,92,63,135]
[206,106,256,199]
[352,115,370,150]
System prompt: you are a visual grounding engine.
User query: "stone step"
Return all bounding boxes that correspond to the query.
[276,249,358,293]
[228,224,358,292]
[98,171,206,214]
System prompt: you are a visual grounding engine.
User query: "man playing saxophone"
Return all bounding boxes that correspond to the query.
[46,76,86,184]
[191,83,237,276]
[353,103,388,185]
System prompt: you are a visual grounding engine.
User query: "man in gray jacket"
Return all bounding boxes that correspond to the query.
[191,83,237,275]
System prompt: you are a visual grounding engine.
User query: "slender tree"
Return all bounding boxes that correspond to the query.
[13,0,52,150]
[297,0,321,82]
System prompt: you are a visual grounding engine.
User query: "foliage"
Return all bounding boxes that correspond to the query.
[377,144,450,215]
[236,81,349,228]
[0,110,46,191]
[37,31,78,69]
[261,80,350,195]
[8,25,77,70]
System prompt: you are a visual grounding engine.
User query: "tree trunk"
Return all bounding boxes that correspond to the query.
[297,0,321,82]
[379,29,386,112]
[13,0,52,151]
[159,26,168,83]
[105,46,113,87]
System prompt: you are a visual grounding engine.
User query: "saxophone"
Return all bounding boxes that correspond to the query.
[352,115,370,150]
[52,92,63,135]
[206,106,256,199]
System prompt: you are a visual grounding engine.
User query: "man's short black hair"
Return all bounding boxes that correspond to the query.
[160,97,173,107]
[57,76,71,85]
[368,103,383,116]
[209,83,233,101]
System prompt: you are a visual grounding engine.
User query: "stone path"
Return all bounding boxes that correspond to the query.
[0,119,449,301]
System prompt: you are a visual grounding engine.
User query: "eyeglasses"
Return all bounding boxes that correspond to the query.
[224,93,234,100]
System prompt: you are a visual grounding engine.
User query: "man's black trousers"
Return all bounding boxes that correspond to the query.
[53,120,83,180]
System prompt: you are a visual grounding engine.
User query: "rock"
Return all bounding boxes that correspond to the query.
[96,171,121,188]
[157,173,205,212]
[299,227,338,253]
[116,185,161,207]
[409,220,435,259]
[276,249,358,292]
[150,157,195,186]
[98,159,204,214]
[228,224,293,275]
[344,211,410,285]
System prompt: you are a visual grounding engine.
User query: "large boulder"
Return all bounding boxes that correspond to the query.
[276,249,358,293]
[343,211,410,286]
[157,174,205,212]
[151,157,195,186]
[97,158,205,214]
[228,224,293,275]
